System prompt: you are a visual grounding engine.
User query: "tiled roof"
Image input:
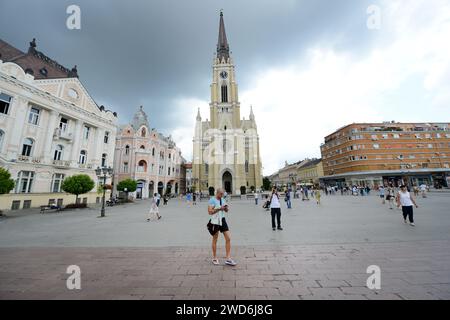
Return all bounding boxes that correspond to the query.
[0,38,77,79]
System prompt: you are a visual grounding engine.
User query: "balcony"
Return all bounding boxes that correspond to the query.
[52,160,72,168]
[53,127,73,142]
[78,163,94,169]
[17,155,42,163]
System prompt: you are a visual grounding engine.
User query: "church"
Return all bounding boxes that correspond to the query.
[193,12,263,195]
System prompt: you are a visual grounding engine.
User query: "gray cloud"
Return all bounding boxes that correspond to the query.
[0,0,378,143]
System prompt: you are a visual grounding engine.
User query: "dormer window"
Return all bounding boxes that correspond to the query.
[39,67,48,77]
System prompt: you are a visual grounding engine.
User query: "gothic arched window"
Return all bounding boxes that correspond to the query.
[221,85,228,103]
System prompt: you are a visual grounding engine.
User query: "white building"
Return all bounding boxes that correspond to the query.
[0,38,117,210]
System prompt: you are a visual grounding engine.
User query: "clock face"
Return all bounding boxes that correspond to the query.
[220,71,228,79]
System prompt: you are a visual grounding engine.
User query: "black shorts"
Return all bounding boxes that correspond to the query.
[218,218,229,233]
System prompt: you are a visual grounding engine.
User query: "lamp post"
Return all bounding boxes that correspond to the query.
[95,166,114,218]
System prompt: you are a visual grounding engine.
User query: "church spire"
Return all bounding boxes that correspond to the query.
[249,105,255,120]
[217,10,230,62]
[196,107,202,121]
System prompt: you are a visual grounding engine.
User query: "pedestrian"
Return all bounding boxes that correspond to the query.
[148,193,161,221]
[396,185,418,226]
[285,189,292,209]
[193,192,197,205]
[156,192,161,207]
[163,194,169,205]
[254,191,259,205]
[269,187,283,231]
[304,187,309,200]
[419,183,427,198]
[379,185,386,204]
[316,188,321,205]
[207,188,236,266]
[386,185,395,209]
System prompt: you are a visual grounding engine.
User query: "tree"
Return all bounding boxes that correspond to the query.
[0,168,15,194]
[208,186,215,196]
[262,177,272,191]
[116,179,137,200]
[62,174,95,204]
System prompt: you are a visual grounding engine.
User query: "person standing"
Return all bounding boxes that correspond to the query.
[285,189,292,209]
[269,187,283,231]
[379,185,386,204]
[254,191,259,205]
[396,185,418,226]
[315,187,321,205]
[386,184,395,209]
[193,192,197,205]
[419,183,427,198]
[207,188,236,266]
[148,194,161,221]
[155,192,161,207]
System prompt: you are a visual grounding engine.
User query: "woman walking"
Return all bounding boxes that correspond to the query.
[269,187,283,231]
[147,193,161,221]
[396,185,418,226]
[386,185,395,209]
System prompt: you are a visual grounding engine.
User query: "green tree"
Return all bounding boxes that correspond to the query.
[262,177,272,191]
[0,168,15,194]
[116,179,137,200]
[61,174,95,204]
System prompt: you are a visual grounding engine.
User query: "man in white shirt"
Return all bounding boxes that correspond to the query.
[269,187,283,231]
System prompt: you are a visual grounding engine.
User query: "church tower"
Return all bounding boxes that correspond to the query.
[193,11,263,195]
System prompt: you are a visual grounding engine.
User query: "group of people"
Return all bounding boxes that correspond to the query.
[378,184,419,226]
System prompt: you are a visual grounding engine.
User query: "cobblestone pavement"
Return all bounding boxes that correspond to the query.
[0,194,449,299]
[1,241,450,300]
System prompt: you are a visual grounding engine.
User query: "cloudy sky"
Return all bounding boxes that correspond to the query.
[1,0,449,175]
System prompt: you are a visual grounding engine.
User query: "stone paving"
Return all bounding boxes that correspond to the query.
[0,193,449,299]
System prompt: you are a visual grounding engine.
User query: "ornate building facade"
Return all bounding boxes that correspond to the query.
[113,106,185,199]
[193,12,263,194]
[0,38,117,210]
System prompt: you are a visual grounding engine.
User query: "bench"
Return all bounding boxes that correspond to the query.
[40,205,63,214]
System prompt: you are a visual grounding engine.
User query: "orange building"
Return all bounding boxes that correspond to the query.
[320,122,450,188]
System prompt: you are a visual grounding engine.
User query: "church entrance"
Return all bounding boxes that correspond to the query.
[222,171,232,194]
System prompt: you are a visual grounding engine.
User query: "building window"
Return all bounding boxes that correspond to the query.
[16,171,34,193]
[245,160,249,173]
[51,173,65,192]
[59,117,68,132]
[393,134,400,139]
[168,167,171,175]
[54,145,63,161]
[21,138,34,156]
[123,162,129,173]
[138,160,147,172]
[141,128,146,137]
[79,150,87,164]
[373,144,379,149]
[104,131,109,144]
[221,85,228,103]
[0,92,12,114]
[125,145,130,155]
[28,106,40,125]
[152,148,155,156]
[101,153,107,167]
[140,145,145,150]
[83,126,90,139]
[205,163,209,174]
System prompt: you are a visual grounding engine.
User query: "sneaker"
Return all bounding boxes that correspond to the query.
[225,259,237,266]
[410,223,415,226]
[277,227,283,230]
[272,228,276,231]
[212,258,220,265]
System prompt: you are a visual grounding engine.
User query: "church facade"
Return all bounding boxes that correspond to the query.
[193,12,263,195]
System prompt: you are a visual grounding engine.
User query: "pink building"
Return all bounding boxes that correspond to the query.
[113,106,185,199]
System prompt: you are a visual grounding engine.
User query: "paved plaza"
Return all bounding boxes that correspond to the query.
[0,193,449,299]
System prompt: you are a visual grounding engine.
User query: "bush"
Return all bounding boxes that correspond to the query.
[61,174,95,204]
[116,179,137,193]
[0,168,15,194]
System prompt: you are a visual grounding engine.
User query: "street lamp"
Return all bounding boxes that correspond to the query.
[95,166,114,218]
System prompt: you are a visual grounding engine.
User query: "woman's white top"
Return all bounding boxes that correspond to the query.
[399,191,413,206]
[270,194,281,209]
